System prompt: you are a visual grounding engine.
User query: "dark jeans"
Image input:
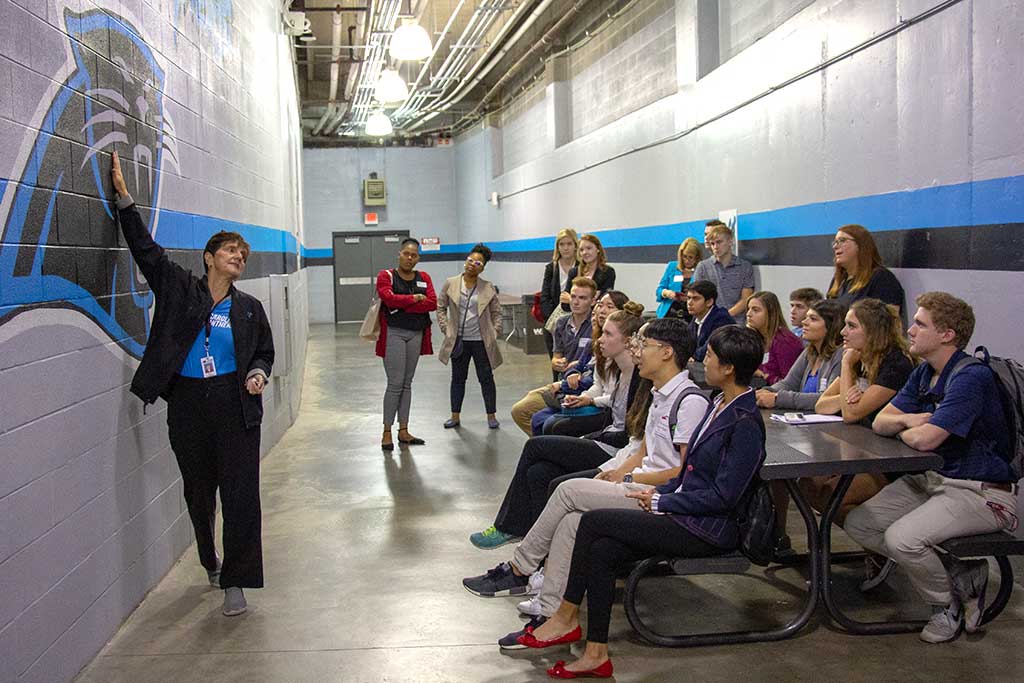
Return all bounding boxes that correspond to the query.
[450,339,496,414]
[493,436,613,537]
[564,509,723,643]
[167,373,264,589]
[542,410,611,437]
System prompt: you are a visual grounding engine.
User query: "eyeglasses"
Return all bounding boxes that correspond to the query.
[629,334,666,352]
[465,258,484,268]
[832,237,855,248]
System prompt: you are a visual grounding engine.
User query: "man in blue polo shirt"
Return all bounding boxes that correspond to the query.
[845,292,1018,644]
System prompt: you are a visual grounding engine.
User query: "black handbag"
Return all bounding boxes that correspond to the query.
[734,417,775,566]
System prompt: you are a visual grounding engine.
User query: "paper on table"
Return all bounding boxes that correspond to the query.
[770,412,845,425]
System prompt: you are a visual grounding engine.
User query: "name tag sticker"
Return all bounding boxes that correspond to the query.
[762,352,770,364]
[201,355,217,378]
[416,281,427,289]
[673,274,684,282]
[579,337,591,348]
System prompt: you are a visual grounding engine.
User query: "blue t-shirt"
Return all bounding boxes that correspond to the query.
[891,350,1014,482]
[180,298,238,378]
[801,370,819,394]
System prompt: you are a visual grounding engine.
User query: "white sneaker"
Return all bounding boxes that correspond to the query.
[517,594,543,617]
[526,569,544,596]
[950,558,989,633]
[919,604,963,643]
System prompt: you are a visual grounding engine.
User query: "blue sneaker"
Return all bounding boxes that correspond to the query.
[499,615,547,650]
[463,562,531,597]
[470,525,521,549]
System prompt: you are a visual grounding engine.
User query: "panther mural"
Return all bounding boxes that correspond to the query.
[0,7,180,359]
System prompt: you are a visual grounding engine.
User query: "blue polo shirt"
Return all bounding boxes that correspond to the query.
[180,298,238,378]
[891,350,1014,482]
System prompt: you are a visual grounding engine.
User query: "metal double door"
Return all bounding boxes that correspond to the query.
[332,231,409,323]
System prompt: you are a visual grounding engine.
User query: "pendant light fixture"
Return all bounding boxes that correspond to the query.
[375,68,409,104]
[389,19,432,61]
[365,111,394,137]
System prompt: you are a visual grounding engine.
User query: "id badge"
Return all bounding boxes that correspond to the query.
[201,355,217,378]
[673,274,684,282]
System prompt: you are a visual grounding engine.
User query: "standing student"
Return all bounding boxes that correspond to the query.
[560,234,615,311]
[655,237,702,320]
[110,152,274,617]
[540,229,579,374]
[846,292,1018,644]
[746,290,804,385]
[827,224,905,318]
[511,278,596,435]
[438,244,502,430]
[685,280,734,362]
[376,239,438,451]
[789,287,824,338]
[516,326,765,679]
[692,224,754,323]
[703,219,725,252]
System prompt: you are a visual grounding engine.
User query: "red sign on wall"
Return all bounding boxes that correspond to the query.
[364,212,379,225]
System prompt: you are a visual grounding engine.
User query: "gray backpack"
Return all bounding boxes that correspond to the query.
[945,346,1024,480]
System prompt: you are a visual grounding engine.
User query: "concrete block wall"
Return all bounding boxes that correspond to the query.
[0,1,306,681]
[718,0,815,63]
[500,79,549,173]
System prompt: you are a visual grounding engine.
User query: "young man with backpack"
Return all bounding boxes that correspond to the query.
[845,292,1020,644]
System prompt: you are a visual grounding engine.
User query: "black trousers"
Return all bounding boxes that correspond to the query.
[542,410,611,438]
[564,509,724,643]
[167,373,263,589]
[493,436,612,537]
[450,339,496,414]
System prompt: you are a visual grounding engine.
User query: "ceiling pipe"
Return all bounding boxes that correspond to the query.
[311,6,345,136]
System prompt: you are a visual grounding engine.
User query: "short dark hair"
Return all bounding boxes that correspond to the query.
[600,289,629,311]
[203,231,250,273]
[789,287,824,305]
[469,243,493,264]
[400,238,420,250]
[687,279,718,304]
[643,317,697,371]
[707,326,763,386]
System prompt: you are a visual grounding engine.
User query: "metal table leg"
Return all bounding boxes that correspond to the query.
[817,474,926,634]
[622,478,820,647]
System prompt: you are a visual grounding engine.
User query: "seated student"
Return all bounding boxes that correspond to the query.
[539,304,644,440]
[789,287,824,338]
[532,291,629,437]
[686,280,734,362]
[693,223,755,323]
[517,326,766,679]
[757,299,846,410]
[746,290,804,385]
[511,278,597,435]
[845,292,1019,644]
[462,320,709,643]
[468,312,650,550]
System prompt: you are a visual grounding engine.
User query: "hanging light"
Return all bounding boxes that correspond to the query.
[375,69,409,104]
[389,20,432,61]
[365,111,394,137]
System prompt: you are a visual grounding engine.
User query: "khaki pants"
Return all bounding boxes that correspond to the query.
[511,476,646,616]
[844,472,1018,605]
[511,386,551,435]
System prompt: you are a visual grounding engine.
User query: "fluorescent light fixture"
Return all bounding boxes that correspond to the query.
[375,69,409,104]
[390,20,432,61]
[365,111,394,136]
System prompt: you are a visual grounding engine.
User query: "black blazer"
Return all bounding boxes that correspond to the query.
[539,261,566,320]
[118,202,274,428]
[689,304,735,362]
[561,264,617,311]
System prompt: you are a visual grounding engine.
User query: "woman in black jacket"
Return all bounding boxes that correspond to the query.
[560,233,616,311]
[540,228,579,376]
[111,152,274,618]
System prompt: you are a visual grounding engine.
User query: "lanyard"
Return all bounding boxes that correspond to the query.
[205,295,229,354]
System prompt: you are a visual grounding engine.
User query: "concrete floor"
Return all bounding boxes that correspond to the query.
[76,325,1024,682]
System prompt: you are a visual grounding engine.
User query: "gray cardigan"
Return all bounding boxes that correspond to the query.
[768,346,845,410]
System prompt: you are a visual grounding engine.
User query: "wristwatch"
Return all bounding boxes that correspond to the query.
[622,473,633,483]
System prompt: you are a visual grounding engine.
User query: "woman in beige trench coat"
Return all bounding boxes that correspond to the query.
[437,244,503,429]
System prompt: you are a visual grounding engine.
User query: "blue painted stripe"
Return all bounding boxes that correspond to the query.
[301,247,332,259]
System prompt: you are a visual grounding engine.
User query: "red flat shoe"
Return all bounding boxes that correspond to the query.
[547,659,614,679]
[516,625,582,649]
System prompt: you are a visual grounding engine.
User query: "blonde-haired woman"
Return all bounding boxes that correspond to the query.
[655,237,702,320]
[560,233,616,311]
[540,229,579,375]
[827,224,905,317]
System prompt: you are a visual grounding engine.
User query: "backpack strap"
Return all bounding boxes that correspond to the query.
[668,386,711,439]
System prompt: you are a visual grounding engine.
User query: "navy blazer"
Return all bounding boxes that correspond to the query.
[654,390,766,549]
[690,304,735,361]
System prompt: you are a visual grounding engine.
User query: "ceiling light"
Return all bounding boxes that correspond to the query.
[299,32,316,43]
[375,69,409,104]
[365,111,394,137]
[389,20,432,61]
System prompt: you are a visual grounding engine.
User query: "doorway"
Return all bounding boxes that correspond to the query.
[332,230,410,323]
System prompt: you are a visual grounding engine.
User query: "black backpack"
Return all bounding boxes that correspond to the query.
[943,346,1024,480]
[733,418,774,566]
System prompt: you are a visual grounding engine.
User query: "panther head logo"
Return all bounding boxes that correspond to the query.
[0,8,180,359]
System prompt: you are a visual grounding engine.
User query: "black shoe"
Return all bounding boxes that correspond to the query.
[463,562,531,597]
[499,615,547,649]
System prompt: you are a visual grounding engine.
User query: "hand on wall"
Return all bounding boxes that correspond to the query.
[111,151,129,199]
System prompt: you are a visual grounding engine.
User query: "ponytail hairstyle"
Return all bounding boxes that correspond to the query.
[600,302,645,382]
[848,298,912,383]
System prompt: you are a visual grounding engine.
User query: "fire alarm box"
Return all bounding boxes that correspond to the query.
[363,178,387,206]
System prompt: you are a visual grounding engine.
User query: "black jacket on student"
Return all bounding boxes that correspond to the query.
[539,261,565,321]
[560,263,617,311]
[117,199,275,429]
[689,304,735,362]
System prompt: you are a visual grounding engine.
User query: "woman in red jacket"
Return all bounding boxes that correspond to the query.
[375,238,437,451]
[746,290,804,385]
